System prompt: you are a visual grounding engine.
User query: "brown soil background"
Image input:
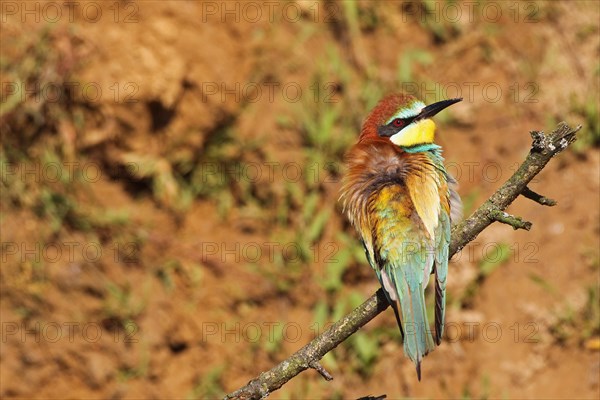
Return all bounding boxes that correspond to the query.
[1,1,599,399]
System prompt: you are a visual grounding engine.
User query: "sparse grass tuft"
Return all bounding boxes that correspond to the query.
[461,242,512,307]
[570,92,600,153]
[187,365,225,400]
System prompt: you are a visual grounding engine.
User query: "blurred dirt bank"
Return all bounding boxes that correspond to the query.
[1,1,599,399]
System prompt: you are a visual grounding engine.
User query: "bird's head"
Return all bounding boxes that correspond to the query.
[359,93,462,147]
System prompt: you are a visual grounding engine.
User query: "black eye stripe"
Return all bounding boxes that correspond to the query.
[390,116,416,128]
[377,116,417,137]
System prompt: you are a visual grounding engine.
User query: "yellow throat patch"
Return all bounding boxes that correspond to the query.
[390,119,436,147]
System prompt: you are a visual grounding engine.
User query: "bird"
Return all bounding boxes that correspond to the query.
[339,93,462,380]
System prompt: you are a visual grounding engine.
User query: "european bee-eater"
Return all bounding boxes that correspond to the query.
[340,93,462,380]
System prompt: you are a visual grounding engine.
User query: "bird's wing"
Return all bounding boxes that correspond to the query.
[448,173,463,224]
[433,206,451,345]
[433,170,454,344]
[360,237,405,339]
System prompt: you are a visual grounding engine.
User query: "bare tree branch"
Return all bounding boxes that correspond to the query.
[489,209,532,230]
[308,361,333,381]
[521,186,557,206]
[224,122,581,400]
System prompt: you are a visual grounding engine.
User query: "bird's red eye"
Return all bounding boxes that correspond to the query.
[393,118,404,127]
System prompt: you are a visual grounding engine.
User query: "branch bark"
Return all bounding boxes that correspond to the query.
[225,122,580,400]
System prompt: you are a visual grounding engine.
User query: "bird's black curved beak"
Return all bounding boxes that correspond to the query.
[416,98,462,121]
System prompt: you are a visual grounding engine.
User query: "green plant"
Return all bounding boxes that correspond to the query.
[116,345,150,382]
[581,285,600,340]
[263,321,286,356]
[397,49,434,83]
[570,92,600,153]
[186,124,266,217]
[461,242,512,307]
[314,291,382,376]
[187,365,225,399]
[416,0,463,43]
[311,300,339,371]
[528,273,558,295]
[548,285,599,345]
[321,232,365,292]
[103,281,148,326]
[461,188,480,217]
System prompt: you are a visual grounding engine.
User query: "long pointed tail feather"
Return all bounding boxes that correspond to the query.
[389,300,405,340]
[393,272,435,379]
[434,270,446,345]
